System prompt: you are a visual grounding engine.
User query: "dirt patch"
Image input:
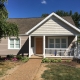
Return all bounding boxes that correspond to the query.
[62,61,80,68]
[34,63,48,80]
[0,65,20,80]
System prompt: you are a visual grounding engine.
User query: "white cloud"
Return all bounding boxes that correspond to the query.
[41,0,47,4]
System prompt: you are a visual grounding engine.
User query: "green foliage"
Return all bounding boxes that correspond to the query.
[42,64,80,80]
[21,56,29,62]
[6,54,14,59]
[42,58,62,63]
[42,58,51,63]
[55,10,80,28]
[41,14,49,17]
[16,55,29,62]
[0,0,19,39]
[57,59,62,62]
[16,55,23,60]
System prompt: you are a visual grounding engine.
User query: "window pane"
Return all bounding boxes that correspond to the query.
[61,39,66,43]
[55,39,60,43]
[15,44,20,48]
[10,39,14,44]
[61,44,66,48]
[15,39,20,44]
[49,44,54,48]
[10,44,14,48]
[49,39,54,43]
[55,44,60,48]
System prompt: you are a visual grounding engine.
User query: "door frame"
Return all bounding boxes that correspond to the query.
[34,37,43,55]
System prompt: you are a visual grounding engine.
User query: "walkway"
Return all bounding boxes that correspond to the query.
[5,59,41,80]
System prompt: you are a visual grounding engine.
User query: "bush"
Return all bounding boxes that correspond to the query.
[21,56,29,62]
[6,54,14,60]
[57,59,62,63]
[42,58,62,63]
[42,58,51,63]
[51,59,55,63]
[16,55,23,60]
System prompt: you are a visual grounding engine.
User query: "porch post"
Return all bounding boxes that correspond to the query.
[29,36,31,57]
[43,35,45,58]
[75,35,78,56]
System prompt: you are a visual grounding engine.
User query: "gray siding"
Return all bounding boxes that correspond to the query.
[31,16,79,35]
[0,36,29,56]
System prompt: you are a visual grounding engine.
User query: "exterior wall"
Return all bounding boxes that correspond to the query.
[31,16,79,35]
[0,36,29,56]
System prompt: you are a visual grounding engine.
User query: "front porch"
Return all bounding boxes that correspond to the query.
[29,35,78,58]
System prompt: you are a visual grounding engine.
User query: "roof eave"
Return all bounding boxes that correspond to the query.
[26,12,80,35]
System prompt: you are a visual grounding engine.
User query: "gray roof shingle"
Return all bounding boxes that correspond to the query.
[7,16,75,34]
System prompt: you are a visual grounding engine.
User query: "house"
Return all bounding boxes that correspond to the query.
[0,12,80,58]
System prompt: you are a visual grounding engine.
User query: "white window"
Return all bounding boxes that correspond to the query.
[48,37,67,48]
[55,38,60,48]
[61,38,66,48]
[49,39,54,48]
[8,38,20,49]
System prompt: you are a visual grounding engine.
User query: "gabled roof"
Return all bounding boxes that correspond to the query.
[7,12,78,34]
[7,18,44,34]
[26,12,80,35]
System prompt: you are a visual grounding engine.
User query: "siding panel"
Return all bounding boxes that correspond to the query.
[32,17,79,35]
[0,36,29,56]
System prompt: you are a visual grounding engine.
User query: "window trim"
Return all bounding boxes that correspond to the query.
[48,37,68,48]
[8,37,21,49]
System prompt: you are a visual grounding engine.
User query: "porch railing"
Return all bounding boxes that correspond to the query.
[45,48,75,57]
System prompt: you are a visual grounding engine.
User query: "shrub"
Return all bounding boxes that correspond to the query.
[16,55,23,60]
[57,59,62,63]
[51,59,55,63]
[6,54,14,60]
[21,56,29,62]
[42,58,51,63]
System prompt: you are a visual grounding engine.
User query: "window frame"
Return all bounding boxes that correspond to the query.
[8,37,21,49]
[48,37,68,49]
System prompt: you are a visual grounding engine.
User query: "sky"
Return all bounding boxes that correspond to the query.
[5,0,80,18]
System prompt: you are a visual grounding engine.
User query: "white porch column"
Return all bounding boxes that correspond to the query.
[29,36,31,57]
[43,35,45,58]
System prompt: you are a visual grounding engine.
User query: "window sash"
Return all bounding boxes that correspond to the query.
[9,38,20,49]
[48,37,67,48]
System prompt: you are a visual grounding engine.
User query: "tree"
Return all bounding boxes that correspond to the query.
[41,14,49,17]
[0,0,19,39]
[55,10,80,28]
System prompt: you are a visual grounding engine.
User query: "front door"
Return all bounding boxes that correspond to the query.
[36,37,43,54]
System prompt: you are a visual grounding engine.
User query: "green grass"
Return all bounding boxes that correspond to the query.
[42,63,80,80]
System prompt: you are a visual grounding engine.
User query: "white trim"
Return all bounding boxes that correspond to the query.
[26,12,80,35]
[29,36,31,57]
[48,37,68,48]
[43,35,45,58]
[45,56,74,58]
[8,37,21,50]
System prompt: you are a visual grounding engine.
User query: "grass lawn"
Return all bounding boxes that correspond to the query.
[0,60,22,77]
[42,63,80,80]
